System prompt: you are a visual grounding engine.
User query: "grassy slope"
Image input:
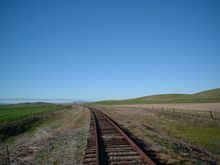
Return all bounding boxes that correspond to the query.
[91,88,220,105]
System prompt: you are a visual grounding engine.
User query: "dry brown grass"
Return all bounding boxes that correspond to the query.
[114,103,220,111]
[0,105,90,165]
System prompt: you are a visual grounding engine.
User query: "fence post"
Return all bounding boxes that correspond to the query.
[209,110,214,120]
[6,145,10,162]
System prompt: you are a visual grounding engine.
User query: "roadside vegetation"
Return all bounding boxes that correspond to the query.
[0,105,89,165]
[0,103,72,141]
[99,105,220,164]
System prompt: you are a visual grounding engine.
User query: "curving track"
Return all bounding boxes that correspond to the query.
[83,107,156,165]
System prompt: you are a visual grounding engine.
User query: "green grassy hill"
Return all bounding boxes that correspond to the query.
[90,88,220,105]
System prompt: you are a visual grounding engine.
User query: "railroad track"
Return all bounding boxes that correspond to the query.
[83,107,156,165]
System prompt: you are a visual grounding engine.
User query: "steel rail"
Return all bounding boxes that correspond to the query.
[83,107,156,165]
[101,110,156,165]
[92,111,100,165]
[83,110,100,165]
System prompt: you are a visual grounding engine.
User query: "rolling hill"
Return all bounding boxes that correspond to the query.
[90,88,220,105]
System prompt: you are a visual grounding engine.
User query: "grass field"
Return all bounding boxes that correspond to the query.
[0,103,69,124]
[0,103,71,141]
[156,110,220,154]
[91,88,220,105]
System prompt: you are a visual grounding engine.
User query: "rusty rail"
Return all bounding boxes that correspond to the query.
[93,111,100,165]
[83,110,100,164]
[83,107,156,165]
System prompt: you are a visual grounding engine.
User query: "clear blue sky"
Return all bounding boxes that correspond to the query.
[0,0,220,100]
